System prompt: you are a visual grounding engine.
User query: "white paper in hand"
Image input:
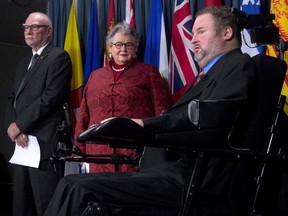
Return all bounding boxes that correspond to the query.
[9,135,41,168]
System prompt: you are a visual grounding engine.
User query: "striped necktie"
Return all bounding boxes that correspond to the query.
[192,70,205,87]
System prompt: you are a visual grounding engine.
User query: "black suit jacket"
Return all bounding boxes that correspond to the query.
[144,49,257,134]
[138,49,258,215]
[140,49,258,206]
[5,42,72,160]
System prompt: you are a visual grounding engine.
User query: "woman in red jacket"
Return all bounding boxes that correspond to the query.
[74,22,172,173]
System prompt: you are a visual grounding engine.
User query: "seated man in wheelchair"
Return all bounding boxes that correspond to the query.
[44,6,259,216]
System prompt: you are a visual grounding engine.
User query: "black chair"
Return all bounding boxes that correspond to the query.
[75,54,287,216]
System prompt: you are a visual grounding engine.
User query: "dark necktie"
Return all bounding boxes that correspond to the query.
[28,53,39,70]
[192,70,205,87]
[13,54,39,108]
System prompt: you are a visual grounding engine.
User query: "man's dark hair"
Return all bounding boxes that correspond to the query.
[196,6,242,46]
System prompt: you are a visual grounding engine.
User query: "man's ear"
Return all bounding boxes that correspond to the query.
[223,26,233,41]
[47,26,53,39]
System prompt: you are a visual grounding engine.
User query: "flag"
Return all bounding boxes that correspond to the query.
[125,0,136,28]
[240,0,264,56]
[169,0,198,103]
[83,0,100,88]
[104,0,115,66]
[205,0,222,6]
[64,0,83,126]
[266,0,288,115]
[144,0,169,82]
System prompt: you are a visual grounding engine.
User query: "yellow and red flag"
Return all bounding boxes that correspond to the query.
[64,0,84,126]
[266,0,288,115]
[104,0,115,66]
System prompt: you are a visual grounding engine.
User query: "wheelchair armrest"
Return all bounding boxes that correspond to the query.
[76,117,155,145]
[188,99,243,129]
[154,128,229,149]
[76,99,243,149]
[151,99,243,149]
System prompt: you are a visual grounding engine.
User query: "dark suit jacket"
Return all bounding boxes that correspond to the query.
[144,49,257,134]
[141,49,258,215]
[5,42,72,160]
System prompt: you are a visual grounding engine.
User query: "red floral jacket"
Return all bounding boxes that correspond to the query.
[74,60,172,172]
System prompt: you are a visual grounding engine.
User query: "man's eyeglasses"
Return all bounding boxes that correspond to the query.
[22,24,50,31]
[111,42,135,50]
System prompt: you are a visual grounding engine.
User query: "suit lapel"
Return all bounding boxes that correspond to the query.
[168,51,232,110]
[27,43,52,77]
[170,49,243,112]
[16,43,53,98]
[170,70,216,109]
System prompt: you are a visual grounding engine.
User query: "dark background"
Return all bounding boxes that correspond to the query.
[0,0,277,215]
[0,0,47,215]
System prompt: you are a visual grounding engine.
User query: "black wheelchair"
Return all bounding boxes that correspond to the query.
[54,54,288,216]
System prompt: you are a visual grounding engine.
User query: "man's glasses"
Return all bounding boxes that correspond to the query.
[111,42,135,50]
[22,24,50,31]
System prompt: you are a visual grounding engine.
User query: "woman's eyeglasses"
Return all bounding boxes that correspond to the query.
[111,42,135,50]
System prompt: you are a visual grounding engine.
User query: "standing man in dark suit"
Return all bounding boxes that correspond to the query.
[44,6,257,216]
[5,12,72,216]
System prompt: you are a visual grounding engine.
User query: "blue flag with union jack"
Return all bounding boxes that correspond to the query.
[169,0,198,103]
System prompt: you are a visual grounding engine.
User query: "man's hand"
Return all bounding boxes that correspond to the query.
[100,117,144,127]
[100,117,115,124]
[7,122,21,142]
[15,133,29,148]
[131,119,144,127]
[7,122,28,148]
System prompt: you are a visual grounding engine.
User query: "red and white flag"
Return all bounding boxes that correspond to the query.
[125,0,135,28]
[169,0,198,103]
